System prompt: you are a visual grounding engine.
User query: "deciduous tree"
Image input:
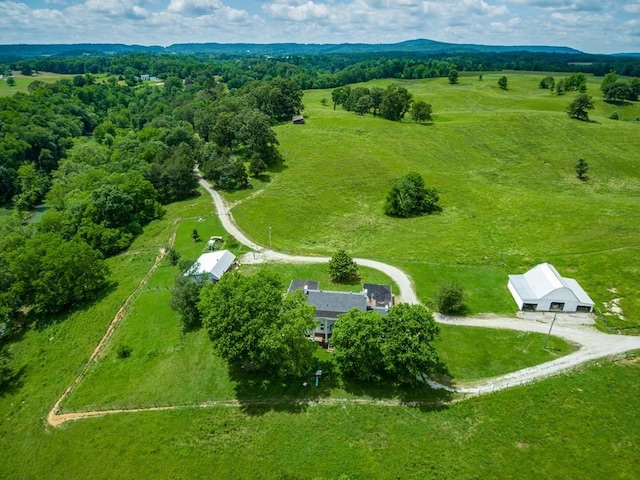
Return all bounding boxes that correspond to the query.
[498,76,508,90]
[382,304,441,385]
[410,101,433,123]
[384,172,440,218]
[566,94,594,121]
[199,271,316,377]
[331,309,386,381]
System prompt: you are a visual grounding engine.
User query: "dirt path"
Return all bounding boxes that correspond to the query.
[46,178,640,426]
[47,229,177,427]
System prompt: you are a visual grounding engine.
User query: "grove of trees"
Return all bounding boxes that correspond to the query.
[331,303,441,384]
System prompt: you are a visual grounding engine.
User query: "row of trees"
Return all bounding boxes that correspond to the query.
[4,49,640,96]
[332,84,433,123]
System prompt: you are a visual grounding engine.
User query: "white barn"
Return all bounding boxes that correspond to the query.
[508,263,594,313]
[184,250,235,282]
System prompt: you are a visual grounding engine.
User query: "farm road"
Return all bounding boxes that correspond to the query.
[45,176,640,427]
[199,172,640,390]
[197,174,419,304]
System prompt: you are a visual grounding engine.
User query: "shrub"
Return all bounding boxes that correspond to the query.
[166,247,181,266]
[116,344,132,359]
[436,283,466,315]
[609,111,619,120]
[384,172,440,218]
[328,249,360,283]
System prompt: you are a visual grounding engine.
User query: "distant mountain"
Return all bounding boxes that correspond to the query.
[0,39,586,58]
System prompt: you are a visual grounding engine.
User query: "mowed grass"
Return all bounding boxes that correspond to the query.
[62,220,573,412]
[232,72,640,324]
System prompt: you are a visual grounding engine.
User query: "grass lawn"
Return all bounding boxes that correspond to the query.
[61,220,575,413]
[231,72,640,327]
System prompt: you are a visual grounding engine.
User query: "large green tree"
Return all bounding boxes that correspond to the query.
[565,94,594,121]
[332,304,441,385]
[199,271,316,377]
[330,309,386,381]
[410,101,433,123]
[384,172,440,218]
[6,233,108,314]
[382,304,441,384]
[170,275,205,331]
[379,84,412,121]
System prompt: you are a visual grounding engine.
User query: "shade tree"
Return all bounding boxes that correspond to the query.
[566,94,594,121]
[198,270,317,377]
[384,172,440,218]
[331,303,441,385]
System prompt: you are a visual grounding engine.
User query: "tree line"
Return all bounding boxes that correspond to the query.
[0,69,300,346]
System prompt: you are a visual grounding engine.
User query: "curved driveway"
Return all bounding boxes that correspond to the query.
[198,174,640,393]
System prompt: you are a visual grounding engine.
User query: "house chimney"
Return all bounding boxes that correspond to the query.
[304,285,308,295]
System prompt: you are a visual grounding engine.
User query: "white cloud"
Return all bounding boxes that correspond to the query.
[0,0,636,53]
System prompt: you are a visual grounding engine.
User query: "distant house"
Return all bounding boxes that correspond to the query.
[292,115,305,124]
[140,74,150,81]
[507,263,594,313]
[288,280,393,344]
[184,250,236,282]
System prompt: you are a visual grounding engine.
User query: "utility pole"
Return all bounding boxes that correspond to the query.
[268,225,272,250]
[543,313,557,349]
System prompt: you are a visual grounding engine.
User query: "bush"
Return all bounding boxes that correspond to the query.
[609,111,619,120]
[116,344,132,359]
[436,283,465,315]
[166,247,181,266]
[384,172,440,218]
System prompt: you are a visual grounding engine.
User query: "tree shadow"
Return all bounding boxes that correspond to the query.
[0,364,26,398]
[228,358,334,416]
[605,99,633,107]
[339,371,453,406]
[33,279,118,331]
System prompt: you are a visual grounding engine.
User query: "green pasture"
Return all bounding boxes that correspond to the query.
[0,72,76,96]
[232,72,640,325]
[2,71,640,479]
[61,220,574,413]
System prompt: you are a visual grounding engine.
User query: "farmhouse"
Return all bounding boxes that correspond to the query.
[288,280,393,344]
[184,250,235,282]
[507,263,594,313]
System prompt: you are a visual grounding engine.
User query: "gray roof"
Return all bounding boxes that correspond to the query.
[363,283,393,306]
[305,290,367,319]
[288,280,320,293]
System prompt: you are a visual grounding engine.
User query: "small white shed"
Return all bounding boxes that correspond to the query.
[184,250,235,282]
[508,263,594,313]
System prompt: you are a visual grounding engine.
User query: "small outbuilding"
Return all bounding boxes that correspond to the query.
[184,250,235,282]
[507,263,594,313]
[292,115,305,124]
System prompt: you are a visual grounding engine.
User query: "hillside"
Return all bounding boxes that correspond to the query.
[0,38,585,58]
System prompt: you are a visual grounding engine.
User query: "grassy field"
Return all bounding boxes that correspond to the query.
[231,72,640,327]
[0,72,77,96]
[61,243,573,412]
[2,71,639,479]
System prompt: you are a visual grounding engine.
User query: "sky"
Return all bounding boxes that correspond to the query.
[0,1,638,54]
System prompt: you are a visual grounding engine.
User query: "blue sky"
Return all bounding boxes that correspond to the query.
[0,1,638,53]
